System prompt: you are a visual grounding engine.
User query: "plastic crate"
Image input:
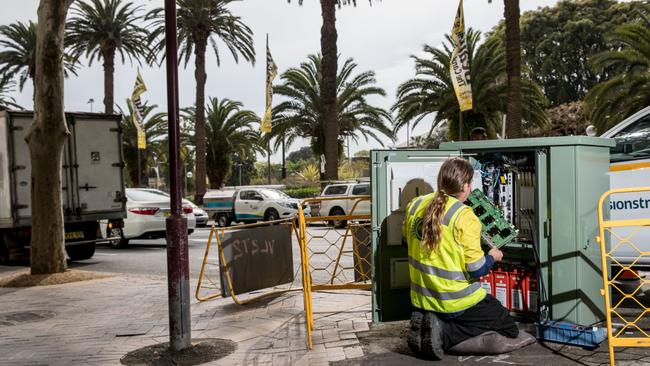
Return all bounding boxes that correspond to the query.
[535,321,606,349]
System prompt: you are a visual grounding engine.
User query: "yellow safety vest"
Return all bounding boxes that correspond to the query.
[405,192,486,313]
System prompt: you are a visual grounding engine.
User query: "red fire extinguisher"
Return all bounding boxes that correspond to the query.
[493,267,510,310]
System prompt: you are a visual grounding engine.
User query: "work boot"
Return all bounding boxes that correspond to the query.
[407,310,424,355]
[421,312,444,360]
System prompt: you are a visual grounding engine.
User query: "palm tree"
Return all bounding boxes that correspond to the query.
[503,0,523,138]
[268,54,393,169]
[183,98,262,189]
[67,0,150,114]
[585,17,650,131]
[393,29,547,140]
[287,0,375,180]
[0,76,21,110]
[0,20,77,94]
[147,0,255,203]
[119,100,167,186]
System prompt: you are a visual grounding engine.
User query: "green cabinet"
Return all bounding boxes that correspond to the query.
[371,137,614,326]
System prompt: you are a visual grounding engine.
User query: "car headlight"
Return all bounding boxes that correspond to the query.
[279,202,292,209]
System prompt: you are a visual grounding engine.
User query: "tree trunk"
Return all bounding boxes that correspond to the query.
[320,0,339,181]
[25,0,74,275]
[102,47,115,114]
[194,38,207,204]
[504,0,522,138]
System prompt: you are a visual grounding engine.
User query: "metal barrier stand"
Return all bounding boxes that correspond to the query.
[597,186,650,366]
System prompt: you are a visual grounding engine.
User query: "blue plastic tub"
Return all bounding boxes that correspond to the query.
[536,321,607,349]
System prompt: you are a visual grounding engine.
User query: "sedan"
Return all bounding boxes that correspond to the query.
[139,188,209,227]
[104,188,196,248]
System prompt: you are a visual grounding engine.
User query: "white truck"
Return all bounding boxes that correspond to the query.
[601,105,650,267]
[0,110,126,262]
[204,187,308,227]
[311,181,371,228]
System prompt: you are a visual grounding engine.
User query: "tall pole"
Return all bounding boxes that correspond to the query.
[266,34,272,186]
[163,0,191,352]
[347,135,351,166]
[459,111,464,141]
[267,139,272,185]
[137,149,142,187]
[407,121,410,148]
[281,136,286,180]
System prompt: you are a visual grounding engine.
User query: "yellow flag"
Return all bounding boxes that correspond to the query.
[131,70,147,149]
[261,37,278,133]
[450,0,473,112]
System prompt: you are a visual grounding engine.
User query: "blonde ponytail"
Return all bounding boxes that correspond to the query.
[419,157,474,252]
[421,192,448,251]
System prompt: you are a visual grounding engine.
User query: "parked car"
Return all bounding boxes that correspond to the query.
[102,188,196,248]
[311,181,371,228]
[204,187,309,227]
[189,202,209,227]
[139,189,209,227]
[601,106,650,267]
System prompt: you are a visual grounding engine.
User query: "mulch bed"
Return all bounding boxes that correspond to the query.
[0,269,111,287]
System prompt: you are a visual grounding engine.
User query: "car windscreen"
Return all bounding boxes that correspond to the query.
[126,190,168,202]
[611,115,650,163]
[259,189,290,199]
[323,185,348,196]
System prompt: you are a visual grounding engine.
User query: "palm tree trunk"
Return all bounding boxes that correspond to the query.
[320,0,338,181]
[102,47,115,114]
[194,38,207,204]
[25,0,75,274]
[504,0,522,138]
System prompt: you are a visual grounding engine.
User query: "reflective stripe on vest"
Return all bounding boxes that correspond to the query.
[409,256,466,281]
[411,281,482,300]
[406,192,486,313]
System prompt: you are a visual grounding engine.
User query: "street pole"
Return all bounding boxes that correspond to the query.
[267,139,271,185]
[348,135,352,168]
[459,111,464,141]
[281,136,286,180]
[137,148,142,187]
[163,0,191,352]
[407,121,410,148]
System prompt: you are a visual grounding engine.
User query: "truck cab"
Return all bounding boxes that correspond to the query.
[313,181,371,228]
[601,106,650,267]
[205,187,308,227]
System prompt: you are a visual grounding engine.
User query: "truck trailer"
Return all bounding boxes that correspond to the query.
[0,110,126,262]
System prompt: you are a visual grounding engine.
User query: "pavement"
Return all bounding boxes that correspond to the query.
[2,269,650,366]
[1,224,650,365]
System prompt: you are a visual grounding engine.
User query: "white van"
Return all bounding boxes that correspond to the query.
[601,106,650,267]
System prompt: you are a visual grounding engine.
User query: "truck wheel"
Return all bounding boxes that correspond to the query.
[217,214,231,227]
[66,243,96,261]
[329,207,347,229]
[108,227,129,248]
[265,209,279,222]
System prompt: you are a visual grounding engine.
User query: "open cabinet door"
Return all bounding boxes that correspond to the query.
[371,150,466,322]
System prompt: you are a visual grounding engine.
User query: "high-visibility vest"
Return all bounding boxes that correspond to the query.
[405,192,486,313]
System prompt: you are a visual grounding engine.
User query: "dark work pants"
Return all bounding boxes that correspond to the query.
[440,294,519,350]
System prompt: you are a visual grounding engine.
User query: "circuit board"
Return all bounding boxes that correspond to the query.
[466,189,519,248]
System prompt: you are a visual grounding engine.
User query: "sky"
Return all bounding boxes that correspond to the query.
[3,0,561,163]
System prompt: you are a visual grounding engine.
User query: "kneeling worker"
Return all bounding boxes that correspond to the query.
[403,157,518,360]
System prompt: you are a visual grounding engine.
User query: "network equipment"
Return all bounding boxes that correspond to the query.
[466,189,518,248]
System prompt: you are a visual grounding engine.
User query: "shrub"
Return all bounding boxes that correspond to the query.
[283,186,321,199]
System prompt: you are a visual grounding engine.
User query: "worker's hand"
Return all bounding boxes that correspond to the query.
[488,247,503,262]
